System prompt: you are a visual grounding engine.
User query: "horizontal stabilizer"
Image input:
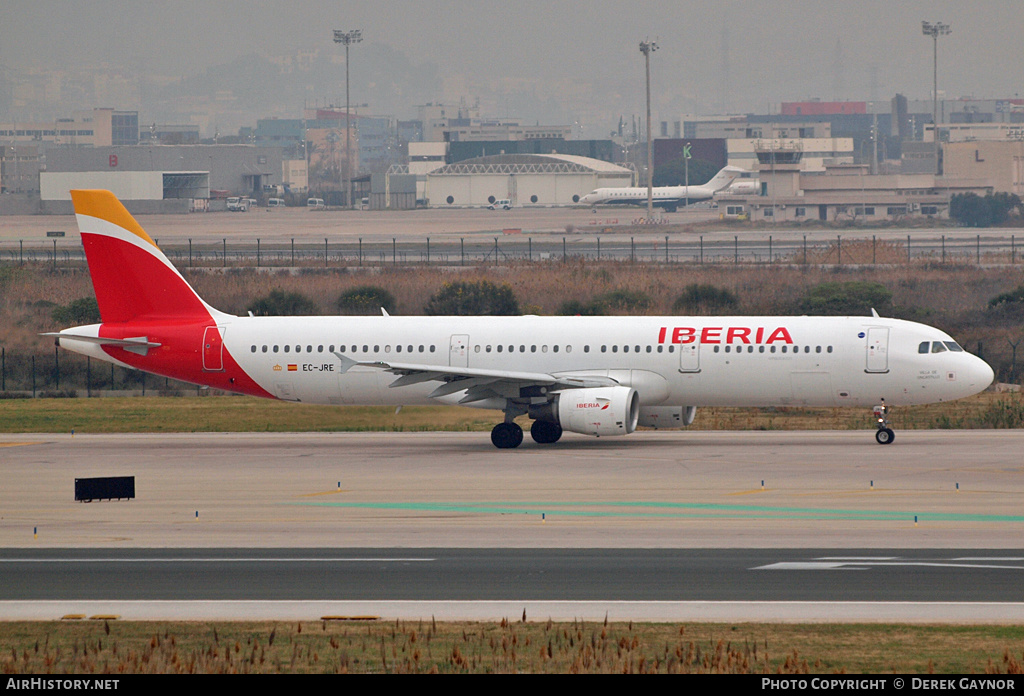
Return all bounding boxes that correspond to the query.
[42,333,161,356]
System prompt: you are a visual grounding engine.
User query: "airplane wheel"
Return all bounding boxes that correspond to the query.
[530,420,563,444]
[491,422,524,449]
[875,428,895,445]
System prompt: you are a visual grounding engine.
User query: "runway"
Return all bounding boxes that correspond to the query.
[2,430,1023,621]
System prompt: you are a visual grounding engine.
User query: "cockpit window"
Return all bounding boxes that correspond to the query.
[918,342,929,354]
[931,342,948,353]
[944,341,964,352]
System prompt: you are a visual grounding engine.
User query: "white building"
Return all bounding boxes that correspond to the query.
[425,154,634,207]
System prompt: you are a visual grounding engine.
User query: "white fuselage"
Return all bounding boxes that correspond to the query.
[181,314,990,409]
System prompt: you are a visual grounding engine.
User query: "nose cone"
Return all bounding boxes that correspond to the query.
[967,355,995,393]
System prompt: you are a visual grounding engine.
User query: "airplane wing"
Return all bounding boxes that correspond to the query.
[333,352,617,404]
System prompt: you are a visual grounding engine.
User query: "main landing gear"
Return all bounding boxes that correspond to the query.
[490,422,523,449]
[489,420,564,448]
[873,400,895,445]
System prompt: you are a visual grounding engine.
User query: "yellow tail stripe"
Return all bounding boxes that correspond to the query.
[70,190,157,247]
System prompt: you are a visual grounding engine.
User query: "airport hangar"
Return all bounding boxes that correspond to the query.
[419,153,635,208]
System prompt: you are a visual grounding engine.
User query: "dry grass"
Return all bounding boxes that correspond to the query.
[3,260,1024,383]
[2,620,1023,674]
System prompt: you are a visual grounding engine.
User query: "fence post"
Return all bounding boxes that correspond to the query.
[1013,235,1016,265]
[563,237,566,263]
[291,238,295,267]
[700,236,704,264]
[837,235,842,265]
[461,238,465,266]
[872,235,876,265]
[52,239,57,272]
[223,238,227,268]
[630,237,634,263]
[494,237,499,267]
[1,346,4,391]
[87,357,91,397]
[942,235,946,264]
[393,238,397,265]
[359,238,363,266]
[977,234,980,265]
[19,240,23,265]
[665,236,669,264]
[324,238,328,267]
[32,355,36,398]
[803,235,807,265]
[257,239,261,268]
[529,237,532,262]
[188,238,192,268]
[597,236,600,261]
[769,235,772,264]
[734,236,738,264]
[54,346,59,391]
[907,234,911,264]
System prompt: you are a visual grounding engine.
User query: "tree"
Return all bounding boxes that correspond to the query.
[247,289,318,316]
[950,192,1022,228]
[337,286,396,315]
[424,280,519,316]
[799,282,892,316]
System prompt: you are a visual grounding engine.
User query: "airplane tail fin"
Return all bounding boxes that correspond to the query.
[71,190,217,324]
[707,166,743,192]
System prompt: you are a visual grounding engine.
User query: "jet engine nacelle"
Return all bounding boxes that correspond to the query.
[726,181,759,195]
[637,405,697,429]
[550,386,640,437]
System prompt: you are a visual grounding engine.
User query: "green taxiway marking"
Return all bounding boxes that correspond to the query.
[291,501,1024,523]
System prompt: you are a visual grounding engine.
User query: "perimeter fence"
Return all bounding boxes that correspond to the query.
[4,232,1024,269]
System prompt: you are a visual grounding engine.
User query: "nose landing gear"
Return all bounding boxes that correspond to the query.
[873,400,895,445]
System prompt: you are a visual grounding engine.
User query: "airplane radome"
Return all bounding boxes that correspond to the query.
[49,190,994,449]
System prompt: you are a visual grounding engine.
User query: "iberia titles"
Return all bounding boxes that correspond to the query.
[657,326,794,345]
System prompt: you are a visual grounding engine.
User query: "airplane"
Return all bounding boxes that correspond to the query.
[49,190,994,449]
[579,165,751,212]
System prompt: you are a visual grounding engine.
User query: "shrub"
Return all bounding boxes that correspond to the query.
[424,280,519,316]
[51,297,101,325]
[799,281,892,316]
[673,284,738,314]
[337,286,396,315]
[988,284,1024,309]
[556,289,653,315]
[246,289,318,316]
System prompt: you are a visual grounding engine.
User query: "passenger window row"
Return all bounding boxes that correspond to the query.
[251,344,438,354]
[712,345,833,354]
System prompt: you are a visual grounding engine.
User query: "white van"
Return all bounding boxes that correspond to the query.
[306,198,326,209]
[226,197,248,212]
[267,198,286,208]
[487,199,513,210]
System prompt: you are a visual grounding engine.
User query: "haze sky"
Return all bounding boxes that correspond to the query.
[2,1,1022,129]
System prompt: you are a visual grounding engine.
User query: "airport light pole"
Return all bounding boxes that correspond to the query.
[639,39,658,220]
[684,141,690,209]
[333,28,362,208]
[921,21,951,174]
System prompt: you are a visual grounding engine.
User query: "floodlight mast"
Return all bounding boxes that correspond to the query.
[333,29,363,208]
[921,21,951,173]
[639,39,658,220]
